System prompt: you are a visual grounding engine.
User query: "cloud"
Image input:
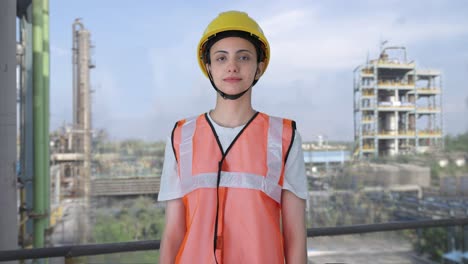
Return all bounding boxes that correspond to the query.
[260,9,311,38]
[246,6,468,140]
[262,9,468,73]
[49,1,468,141]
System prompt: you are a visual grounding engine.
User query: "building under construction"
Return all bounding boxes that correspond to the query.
[353,46,443,159]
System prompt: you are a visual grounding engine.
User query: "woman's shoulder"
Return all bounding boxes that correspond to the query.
[260,112,297,130]
[260,112,294,121]
[173,113,207,126]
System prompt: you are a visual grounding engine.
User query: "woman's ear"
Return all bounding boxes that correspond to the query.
[255,62,266,80]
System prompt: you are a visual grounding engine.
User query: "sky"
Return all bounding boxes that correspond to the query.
[47,0,468,142]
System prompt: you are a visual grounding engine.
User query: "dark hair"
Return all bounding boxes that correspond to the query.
[202,30,265,65]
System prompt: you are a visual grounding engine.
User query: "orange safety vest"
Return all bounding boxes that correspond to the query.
[171,112,295,264]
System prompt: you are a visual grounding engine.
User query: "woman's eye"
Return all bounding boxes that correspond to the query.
[216,56,226,62]
[239,55,250,61]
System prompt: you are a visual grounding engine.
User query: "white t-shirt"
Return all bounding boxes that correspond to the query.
[158,113,309,201]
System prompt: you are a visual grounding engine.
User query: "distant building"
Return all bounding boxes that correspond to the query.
[302,142,350,175]
[353,46,443,159]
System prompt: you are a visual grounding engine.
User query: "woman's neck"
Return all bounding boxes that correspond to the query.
[210,93,256,128]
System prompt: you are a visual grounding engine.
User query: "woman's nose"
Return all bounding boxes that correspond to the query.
[227,60,239,73]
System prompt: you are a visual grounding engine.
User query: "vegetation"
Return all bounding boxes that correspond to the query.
[401,225,466,263]
[445,132,468,153]
[413,227,448,262]
[92,137,166,178]
[309,192,390,228]
[410,133,467,261]
[90,197,165,264]
[430,132,468,181]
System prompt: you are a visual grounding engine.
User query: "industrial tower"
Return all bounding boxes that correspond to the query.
[72,18,94,199]
[48,19,95,244]
[50,19,94,198]
[353,46,443,159]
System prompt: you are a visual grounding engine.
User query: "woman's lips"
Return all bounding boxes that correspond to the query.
[223,77,242,83]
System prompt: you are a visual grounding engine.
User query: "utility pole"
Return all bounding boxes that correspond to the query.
[0,1,19,264]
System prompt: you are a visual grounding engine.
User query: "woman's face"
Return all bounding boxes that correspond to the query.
[207,37,264,96]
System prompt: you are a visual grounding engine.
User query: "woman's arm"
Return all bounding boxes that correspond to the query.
[282,190,307,264]
[159,198,186,264]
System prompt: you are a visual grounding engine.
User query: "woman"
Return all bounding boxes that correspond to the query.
[158,10,308,264]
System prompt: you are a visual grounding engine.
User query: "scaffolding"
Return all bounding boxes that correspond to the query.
[353,46,443,159]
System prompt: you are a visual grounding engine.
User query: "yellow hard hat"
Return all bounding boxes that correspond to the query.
[197,11,270,78]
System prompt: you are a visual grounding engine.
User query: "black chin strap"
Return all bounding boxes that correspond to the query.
[207,67,258,100]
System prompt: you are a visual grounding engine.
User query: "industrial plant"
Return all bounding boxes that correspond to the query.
[1,1,468,263]
[353,46,443,159]
[50,19,95,200]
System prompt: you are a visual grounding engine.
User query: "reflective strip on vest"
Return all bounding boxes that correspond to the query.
[178,114,285,203]
[179,116,197,192]
[266,116,283,202]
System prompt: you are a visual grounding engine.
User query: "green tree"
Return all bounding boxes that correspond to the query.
[412,227,448,262]
[91,197,166,263]
[445,132,468,152]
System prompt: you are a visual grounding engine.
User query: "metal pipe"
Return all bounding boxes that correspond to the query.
[18,14,28,252]
[25,5,35,246]
[42,0,51,232]
[0,240,161,261]
[32,0,46,251]
[54,166,60,205]
[0,0,19,261]
[72,19,84,131]
[19,3,35,247]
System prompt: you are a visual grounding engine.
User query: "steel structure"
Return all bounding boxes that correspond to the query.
[353,46,443,159]
[14,0,51,255]
[0,0,19,258]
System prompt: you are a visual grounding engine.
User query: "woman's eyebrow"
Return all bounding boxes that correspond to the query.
[213,49,254,55]
[236,49,254,54]
[213,50,228,55]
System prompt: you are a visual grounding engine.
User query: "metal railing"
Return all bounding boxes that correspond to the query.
[1,218,468,262]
